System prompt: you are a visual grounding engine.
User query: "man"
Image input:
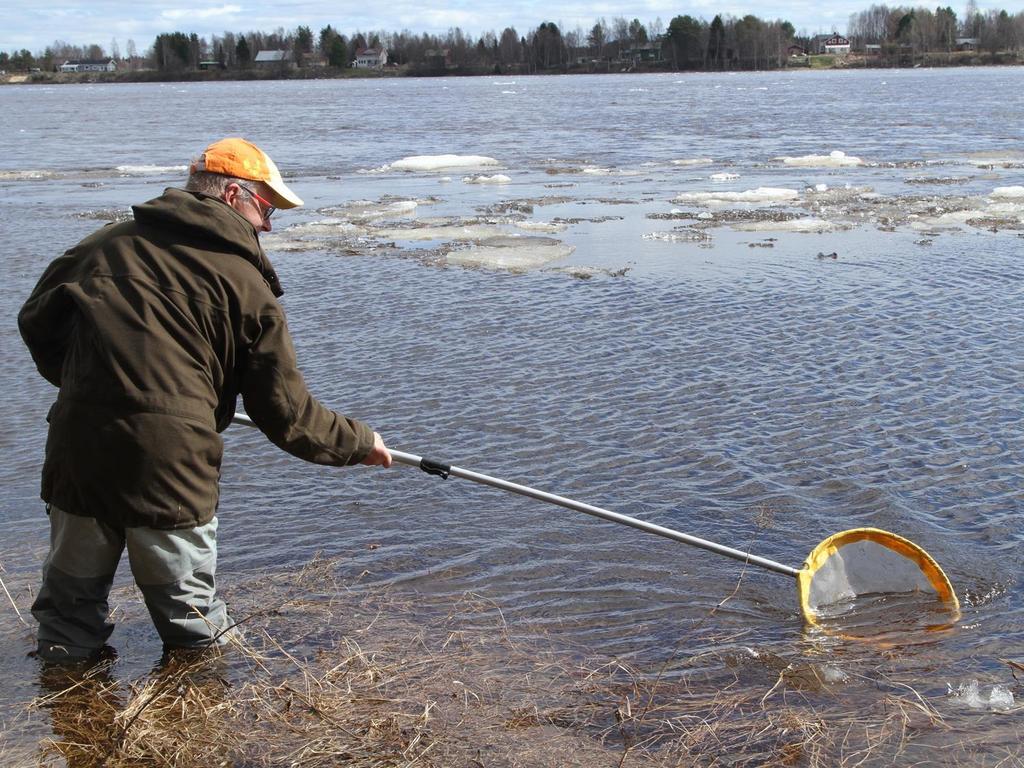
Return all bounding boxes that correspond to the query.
[19,137,391,663]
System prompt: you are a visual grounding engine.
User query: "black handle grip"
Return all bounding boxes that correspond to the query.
[419,458,451,479]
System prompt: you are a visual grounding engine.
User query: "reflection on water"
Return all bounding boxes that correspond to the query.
[35,659,122,767]
[809,591,961,644]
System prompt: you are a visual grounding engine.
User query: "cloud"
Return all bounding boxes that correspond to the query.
[161,4,241,21]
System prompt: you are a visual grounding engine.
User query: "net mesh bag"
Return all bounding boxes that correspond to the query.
[797,528,959,625]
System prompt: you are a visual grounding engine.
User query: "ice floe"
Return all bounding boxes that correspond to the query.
[672,187,800,205]
[671,158,714,167]
[731,217,845,233]
[389,154,501,172]
[74,207,134,223]
[776,150,863,168]
[961,151,1024,167]
[904,176,970,186]
[0,169,58,180]
[514,220,568,233]
[284,219,366,237]
[579,167,642,177]
[710,173,740,181]
[372,223,504,242]
[447,235,574,271]
[909,197,1024,230]
[991,186,1024,199]
[116,164,188,176]
[463,174,511,184]
[642,229,712,243]
[320,199,420,221]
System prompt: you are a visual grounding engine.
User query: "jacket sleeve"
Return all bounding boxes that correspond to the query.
[18,252,79,387]
[239,307,376,467]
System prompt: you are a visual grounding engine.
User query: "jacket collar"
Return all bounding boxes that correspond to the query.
[132,188,284,297]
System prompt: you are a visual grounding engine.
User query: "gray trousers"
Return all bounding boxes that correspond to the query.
[32,506,233,662]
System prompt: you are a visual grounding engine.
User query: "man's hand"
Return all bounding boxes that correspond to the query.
[360,432,393,468]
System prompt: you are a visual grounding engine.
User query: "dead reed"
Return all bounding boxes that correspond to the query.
[2,553,1019,767]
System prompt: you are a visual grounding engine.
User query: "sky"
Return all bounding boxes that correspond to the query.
[0,0,1015,55]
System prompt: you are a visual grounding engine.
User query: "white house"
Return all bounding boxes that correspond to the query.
[61,59,117,73]
[353,47,387,69]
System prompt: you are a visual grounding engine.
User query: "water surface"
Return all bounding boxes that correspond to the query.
[1,69,1022,761]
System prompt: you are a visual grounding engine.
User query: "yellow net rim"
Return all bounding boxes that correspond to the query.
[797,527,960,626]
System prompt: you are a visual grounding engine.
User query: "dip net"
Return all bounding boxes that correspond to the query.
[797,528,959,625]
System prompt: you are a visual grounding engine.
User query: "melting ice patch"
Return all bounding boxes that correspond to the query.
[514,220,568,233]
[389,154,501,172]
[372,223,504,242]
[776,151,863,168]
[671,158,714,167]
[320,199,420,221]
[961,151,1024,167]
[0,169,59,181]
[642,229,712,243]
[116,164,188,176]
[579,167,642,177]
[732,217,844,233]
[710,173,740,181]
[910,196,1024,230]
[991,186,1024,199]
[463,174,511,184]
[284,220,367,238]
[672,187,800,205]
[447,235,574,271]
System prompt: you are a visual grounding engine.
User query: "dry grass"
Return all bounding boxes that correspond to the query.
[1,553,1019,767]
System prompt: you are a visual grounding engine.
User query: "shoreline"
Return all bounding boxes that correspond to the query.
[3,553,1021,766]
[3,51,1022,86]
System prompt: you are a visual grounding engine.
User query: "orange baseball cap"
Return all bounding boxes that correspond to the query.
[190,137,303,209]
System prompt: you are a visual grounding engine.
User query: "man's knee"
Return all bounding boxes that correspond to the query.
[34,508,122,659]
[138,567,234,648]
[127,519,233,648]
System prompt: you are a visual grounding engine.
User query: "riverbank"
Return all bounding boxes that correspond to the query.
[2,50,1021,85]
[3,553,1019,766]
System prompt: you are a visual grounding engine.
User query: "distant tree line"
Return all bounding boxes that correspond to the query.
[848,1,1023,56]
[3,3,1023,76]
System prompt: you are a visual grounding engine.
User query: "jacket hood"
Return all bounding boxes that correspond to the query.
[132,188,284,297]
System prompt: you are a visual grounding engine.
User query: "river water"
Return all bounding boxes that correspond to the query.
[1,68,1022,762]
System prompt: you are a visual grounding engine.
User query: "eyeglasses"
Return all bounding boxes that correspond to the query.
[237,184,276,221]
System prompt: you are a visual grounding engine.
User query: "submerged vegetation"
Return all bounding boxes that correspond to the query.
[2,554,1021,766]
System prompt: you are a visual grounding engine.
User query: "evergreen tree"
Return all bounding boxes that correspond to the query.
[667,15,704,69]
[707,15,725,68]
[294,25,313,66]
[329,36,348,67]
[236,36,251,68]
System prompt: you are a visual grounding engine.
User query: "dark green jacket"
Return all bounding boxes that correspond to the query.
[19,188,375,529]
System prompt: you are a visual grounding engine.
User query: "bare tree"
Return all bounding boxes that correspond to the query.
[610,16,630,58]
